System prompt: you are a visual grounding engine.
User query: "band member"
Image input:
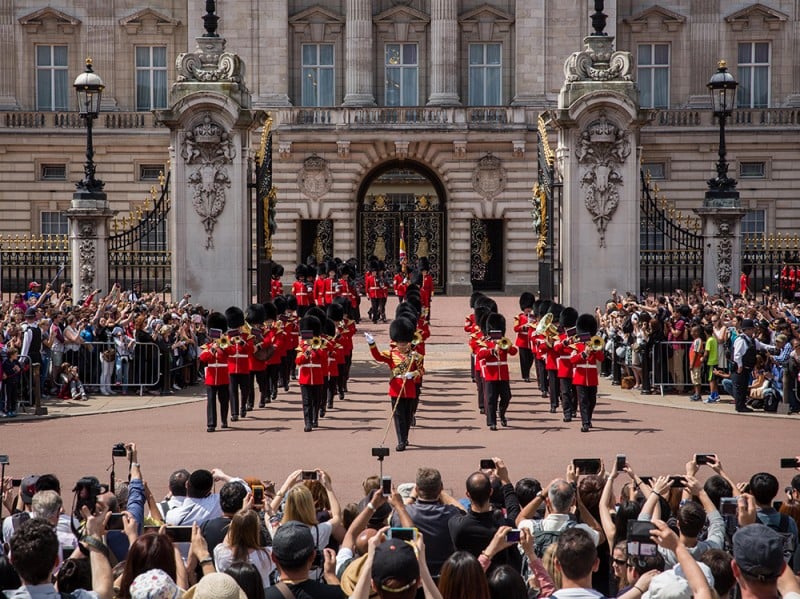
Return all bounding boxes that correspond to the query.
[313,263,327,307]
[570,314,605,433]
[396,301,425,416]
[263,302,285,403]
[530,299,552,398]
[295,315,326,432]
[365,318,422,452]
[471,305,492,415]
[365,260,380,323]
[542,304,563,413]
[476,313,517,430]
[271,263,284,299]
[276,295,298,389]
[199,312,230,432]
[338,264,358,321]
[332,298,356,397]
[323,261,341,307]
[223,306,254,421]
[393,266,408,303]
[553,307,579,422]
[320,317,341,414]
[245,303,269,410]
[418,257,434,318]
[376,261,389,323]
[514,292,536,382]
[465,292,487,383]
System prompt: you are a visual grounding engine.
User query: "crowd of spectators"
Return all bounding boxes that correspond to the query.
[595,285,800,413]
[1,281,207,415]
[1,445,799,599]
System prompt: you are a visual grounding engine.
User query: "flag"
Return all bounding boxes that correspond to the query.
[399,222,407,271]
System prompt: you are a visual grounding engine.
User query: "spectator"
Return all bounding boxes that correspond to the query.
[157,469,191,521]
[213,509,273,592]
[183,571,247,599]
[166,469,248,527]
[549,527,603,599]
[438,551,489,599]
[732,524,800,599]
[487,564,528,599]
[116,533,185,598]
[224,561,266,599]
[202,481,270,556]
[749,472,799,568]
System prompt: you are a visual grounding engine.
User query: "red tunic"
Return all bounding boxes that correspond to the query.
[476,343,518,381]
[223,333,254,375]
[295,342,327,385]
[271,279,283,298]
[292,280,312,306]
[368,343,422,398]
[421,273,434,307]
[323,278,340,306]
[569,343,604,386]
[393,273,408,299]
[364,272,379,299]
[199,345,229,386]
[553,336,576,379]
[313,276,327,306]
[513,312,532,348]
[338,279,357,308]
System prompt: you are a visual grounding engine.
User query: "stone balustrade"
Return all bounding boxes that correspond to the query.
[2,111,163,129]
[653,107,800,128]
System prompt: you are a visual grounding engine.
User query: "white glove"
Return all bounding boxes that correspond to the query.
[364,333,375,345]
[405,372,415,380]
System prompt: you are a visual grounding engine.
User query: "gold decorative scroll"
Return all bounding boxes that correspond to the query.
[537,115,555,167]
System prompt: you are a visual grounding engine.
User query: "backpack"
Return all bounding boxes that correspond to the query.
[763,389,781,413]
[766,513,797,564]
[533,520,576,558]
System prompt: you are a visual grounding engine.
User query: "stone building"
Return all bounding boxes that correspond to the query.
[0,1,799,295]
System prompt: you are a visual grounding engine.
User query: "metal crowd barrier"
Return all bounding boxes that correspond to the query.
[649,339,712,397]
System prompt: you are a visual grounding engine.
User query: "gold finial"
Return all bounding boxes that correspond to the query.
[150,185,157,198]
[143,195,151,211]
[158,170,165,188]
[85,57,92,67]
[718,59,727,69]
[135,206,143,220]
[794,234,799,250]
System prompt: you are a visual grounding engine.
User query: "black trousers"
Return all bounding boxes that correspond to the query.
[548,370,560,408]
[483,380,511,426]
[518,347,533,380]
[249,369,268,407]
[391,395,415,446]
[370,298,380,322]
[535,359,548,394]
[732,368,751,411]
[266,363,280,399]
[559,377,575,418]
[206,384,229,428]
[576,385,598,426]
[301,384,323,427]
[475,371,485,412]
[229,373,250,417]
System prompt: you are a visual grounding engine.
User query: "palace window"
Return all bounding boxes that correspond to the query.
[385,43,418,106]
[637,44,669,109]
[741,209,766,250]
[40,164,67,181]
[301,44,335,107]
[469,43,502,106]
[36,45,69,111]
[737,42,770,108]
[739,161,766,179]
[135,46,168,111]
[40,211,68,237]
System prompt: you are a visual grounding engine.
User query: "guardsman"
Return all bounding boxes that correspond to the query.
[199,312,230,432]
[292,265,313,317]
[530,299,552,399]
[570,314,605,433]
[365,260,380,323]
[223,306,254,421]
[271,263,284,299]
[475,313,517,430]
[295,315,326,432]
[513,292,536,383]
[263,302,285,403]
[245,303,269,410]
[313,263,327,307]
[418,257,434,318]
[553,307,579,423]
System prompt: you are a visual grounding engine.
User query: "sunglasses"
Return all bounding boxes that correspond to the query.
[612,558,628,566]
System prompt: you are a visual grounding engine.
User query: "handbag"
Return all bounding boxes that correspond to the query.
[102,348,116,362]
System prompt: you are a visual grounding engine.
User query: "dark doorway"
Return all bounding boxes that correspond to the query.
[299,219,333,266]
[470,218,504,291]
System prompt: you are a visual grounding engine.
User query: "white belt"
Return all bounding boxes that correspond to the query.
[206,364,227,368]
[300,364,321,368]
[576,364,596,369]
[484,362,507,367]
[296,292,307,296]
[231,353,248,358]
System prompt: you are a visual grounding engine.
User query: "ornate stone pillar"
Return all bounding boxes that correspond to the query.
[427,0,459,106]
[695,208,747,296]
[156,5,264,309]
[342,0,375,107]
[512,0,547,105]
[67,210,113,303]
[552,4,651,312]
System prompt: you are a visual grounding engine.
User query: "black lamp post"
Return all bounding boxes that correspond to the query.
[73,58,105,198]
[705,60,739,201]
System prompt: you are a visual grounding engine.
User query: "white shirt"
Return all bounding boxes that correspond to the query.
[165,480,249,526]
[213,544,274,589]
[732,334,774,368]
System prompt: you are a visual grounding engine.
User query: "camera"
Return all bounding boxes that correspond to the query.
[695,453,716,466]
[616,454,626,471]
[112,443,127,458]
[505,529,521,543]
[381,476,392,496]
[387,527,418,542]
[371,447,390,458]
[252,485,264,504]
[302,470,318,481]
[627,520,657,557]
[720,497,738,516]
[0,455,9,465]
[780,457,799,469]
[572,458,602,475]
[479,459,495,470]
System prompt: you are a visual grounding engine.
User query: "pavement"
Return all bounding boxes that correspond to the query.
[6,294,795,422]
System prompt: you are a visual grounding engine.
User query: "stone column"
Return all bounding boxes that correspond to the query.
[156,27,264,308]
[67,209,113,304]
[553,31,650,312]
[253,0,291,107]
[512,0,547,106]
[342,0,375,107]
[0,2,18,109]
[427,0,460,106]
[695,202,746,295]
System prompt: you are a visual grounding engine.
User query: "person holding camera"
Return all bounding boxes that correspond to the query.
[166,468,249,527]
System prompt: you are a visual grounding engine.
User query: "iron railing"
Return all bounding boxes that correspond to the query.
[742,233,800,299]
[0,235,70,298]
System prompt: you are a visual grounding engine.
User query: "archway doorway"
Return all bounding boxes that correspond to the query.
[357,160,447,293]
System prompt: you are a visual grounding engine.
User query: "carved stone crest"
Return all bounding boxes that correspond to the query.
[181,113,235,249]
[575,112,631,247]
[79,222,96,238]
[176,37,247,88]
[472,154,506,201]
[714,217,735,285]
[564,36,633,83]
[78,239,96,298]
[297,156,332,200]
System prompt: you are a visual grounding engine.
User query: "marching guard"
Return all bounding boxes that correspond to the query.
[199,312,230,432]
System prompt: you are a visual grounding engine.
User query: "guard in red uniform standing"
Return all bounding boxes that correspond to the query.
[513,292,536,382]
[276,295,298,390]
[223,306,254,421]
[376,261,389,323]
[365,318,422,451]
[199,312,230,432]
[553,307,579,423]
[295,315,326,432]
[418,258,434,318]
[570,314,605,433]
[323,261,340,307]
[292,265,313,317]
[530,299,552,398]
[393,265,408,304]
[271,264,284,299]
[263,302,285,403]
[475,313,517,430]
[338,264,357,321]
[365,260,380,323]
[313,263,327,307]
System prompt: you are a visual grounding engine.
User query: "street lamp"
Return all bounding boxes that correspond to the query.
[73,58,105,196]
[706,60,738,196]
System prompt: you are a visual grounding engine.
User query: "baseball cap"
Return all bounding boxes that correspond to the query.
[21,475,40,504]
[741,318,755,329]
[645,563,714,599]
[183,573,245,599]
[24,307,37,319]
[371,538,419,592]
[129,569,183,599]
[272,520,315,563]
[733,524,786,581]
[29,281,40,289]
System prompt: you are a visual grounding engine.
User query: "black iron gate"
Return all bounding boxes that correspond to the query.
[535,116,559,299]
[639,171,703,294]
[108,171,171,293]
[470,219,503,291]
[358,201,445,293]
[300,219,334,265]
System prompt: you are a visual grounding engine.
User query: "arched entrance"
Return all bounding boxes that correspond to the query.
[357,160,447,293]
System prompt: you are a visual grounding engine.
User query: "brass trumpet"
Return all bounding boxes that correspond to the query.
[217,336,231,350]
[587,335,604,352]
[411,331,424,347]
[495,337,513,351]
[309,336,324,350]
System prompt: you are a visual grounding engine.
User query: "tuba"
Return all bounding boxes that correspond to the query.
[217,335,231,350]
[535,312,553,335]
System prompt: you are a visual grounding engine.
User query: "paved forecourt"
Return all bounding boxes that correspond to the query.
[1,295,796,502]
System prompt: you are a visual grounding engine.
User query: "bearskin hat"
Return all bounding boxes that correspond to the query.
[317,263,328,276]
[207,312,228,331]
[560,307,579,330]
[475,306,492,334]
[322,318,336,337]
[418,257,430,272]
[284,294,297,311]
[404,295,423,314]
[299,315,321,338]
[486,312,506,337]
[273,295,288,315]
[396,303,420,321]
[225,306,245,329]
[326,302,344,322]
[306,306,328,325]
[471,291,487,309]
[548,303,564,322]
[390,317,416,343]
[377,261,386,271]
[476,296,498,314]
[272,263,284,278]
[295,264,307,279]
[538,299,552,318]
[368,259,379,272]
[263,302,278,321]
[245,303,266,325]
[519,292,535,311]
[576,313,599,336]
[405,283,420,295]
[339,263,355,279]
[410,270,423,286]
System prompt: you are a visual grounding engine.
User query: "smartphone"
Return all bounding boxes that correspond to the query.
[164,526,193,543]
[301,470,318,481]
[668,475,688,488]
[773,500,783,511]
[480,459,495,470]
[387,527,418,542]
[106,513,124,531]
[381,476,392,497]
[0,455,8,465]
[11,478,22,487]
[573,458,601,475]
[638,476,653,487]
[627,520,658,557]
[505,529,521,543]
[720,497,738,516]
[616,455,626,471]
[252,485,264,504]
[695,453,716,466]
[780,458,799,469]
